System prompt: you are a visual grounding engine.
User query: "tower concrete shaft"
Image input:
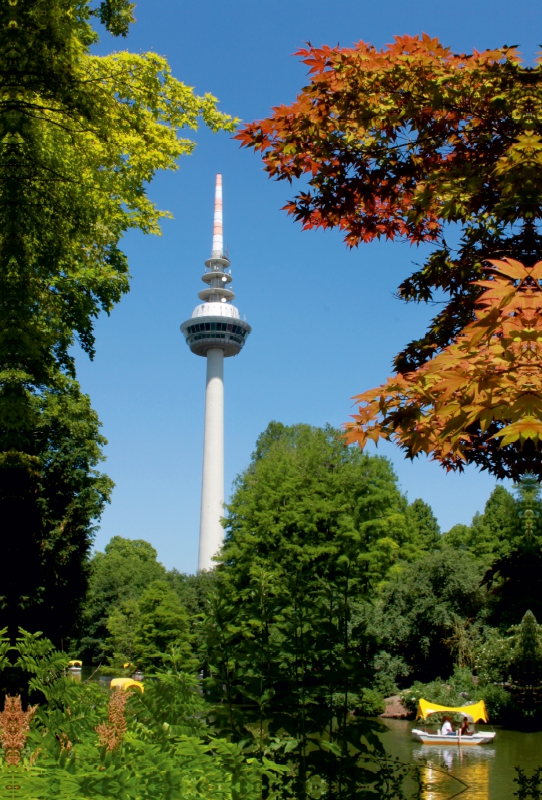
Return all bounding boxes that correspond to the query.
[180,174,251,572]
[199,347,224,570]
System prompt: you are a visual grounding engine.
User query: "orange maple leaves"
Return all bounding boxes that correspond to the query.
[344,259,542,479]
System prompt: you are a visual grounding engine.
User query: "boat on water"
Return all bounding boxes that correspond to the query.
[68,660,83,672]
[411,698,496,746]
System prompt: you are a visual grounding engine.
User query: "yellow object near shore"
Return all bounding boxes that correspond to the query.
[416,698,489,723]
[68,660,82,667]
[110,677,144,693]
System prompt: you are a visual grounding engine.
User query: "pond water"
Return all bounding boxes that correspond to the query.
[381,718,542,799]
[69,667,143,685]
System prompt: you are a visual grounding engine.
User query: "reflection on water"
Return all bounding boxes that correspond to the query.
[418,750,490,800]
[380,719,542,800]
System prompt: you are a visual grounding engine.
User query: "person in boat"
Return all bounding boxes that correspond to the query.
[459,716,473,736]
[440,715,455,735]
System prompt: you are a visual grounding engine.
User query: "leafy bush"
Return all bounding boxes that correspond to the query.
[476,683,511,719]
[0,631,287,800]
[372,651,410,697]
[472,627,513,684]
[356,688,386,717]
[399,664,510,723]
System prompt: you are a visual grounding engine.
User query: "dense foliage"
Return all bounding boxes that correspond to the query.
[0,631,285,800]
[74,429,542,732]
[0,0,235,641]
[77,537,207,672]
[59,422,542,800]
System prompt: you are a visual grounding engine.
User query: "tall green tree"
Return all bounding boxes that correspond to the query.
[204,423,436,799]
[166,568,217,667]
[135,580,194,671]
[0,0,235,640]
[102,579,196,672]
[221,422,429,592]
[103,598,141,668]
[405,499,441,551]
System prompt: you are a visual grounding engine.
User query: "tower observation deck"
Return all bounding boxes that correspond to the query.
[181,175,251,570]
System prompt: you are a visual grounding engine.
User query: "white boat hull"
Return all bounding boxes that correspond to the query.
[411,729,496,745]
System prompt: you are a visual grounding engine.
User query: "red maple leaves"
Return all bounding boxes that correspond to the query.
[236,35,531,247]
[238,35,542,477]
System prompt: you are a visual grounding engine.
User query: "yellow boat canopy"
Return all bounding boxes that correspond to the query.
[68,660,82,667]
[416,698,489,723]
[110,677,144,694]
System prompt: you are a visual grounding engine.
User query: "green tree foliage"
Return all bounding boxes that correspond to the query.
[472,610,542,723]
[405,499,441,551]
[103,599,140,669]
[79,537,166,662]
[509,610,542,688]
[135,580,194,671]
[222,422,431,591]
[0,0,236,641]
[166,569,217,667]
[483,477,542,627]
[203,423,438,799]
[368,549,486,684]
[442,484,516,560]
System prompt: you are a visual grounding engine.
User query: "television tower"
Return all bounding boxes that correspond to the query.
[181,175,251,571]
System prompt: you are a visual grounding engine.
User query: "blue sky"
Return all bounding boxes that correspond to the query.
[79,0,540,571]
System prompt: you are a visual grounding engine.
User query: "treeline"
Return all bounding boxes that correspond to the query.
[75,422,445,676]
[75,537,212,671]
[57,420,542,798]
[69,423,542,793]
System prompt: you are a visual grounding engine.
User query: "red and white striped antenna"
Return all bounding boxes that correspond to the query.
[211,173,223,257]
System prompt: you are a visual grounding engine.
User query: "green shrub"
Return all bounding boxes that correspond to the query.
[356,688,386,716]
[472,628,513,685]
[476,683,511,719]
[372,651,410,697]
